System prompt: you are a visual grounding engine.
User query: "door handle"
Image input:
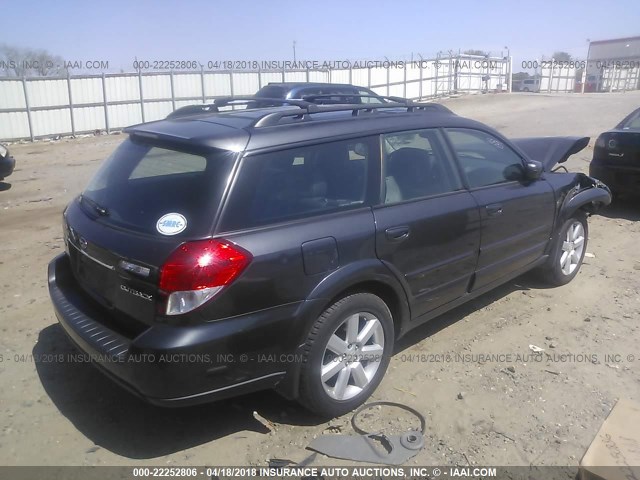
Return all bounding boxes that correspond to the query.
[385,226,410,242]
[486,204,503,216]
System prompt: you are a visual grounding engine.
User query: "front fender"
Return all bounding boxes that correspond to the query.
[559,174,611,221]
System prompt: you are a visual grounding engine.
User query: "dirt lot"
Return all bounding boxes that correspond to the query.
[0,92,639,468]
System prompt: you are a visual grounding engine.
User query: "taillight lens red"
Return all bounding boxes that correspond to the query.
[159,239,252,293]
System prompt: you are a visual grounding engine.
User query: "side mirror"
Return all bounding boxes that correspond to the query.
[524,160,543,181]
[0,144,8,160]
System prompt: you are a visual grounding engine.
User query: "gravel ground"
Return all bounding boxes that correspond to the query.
[0,91,639,468]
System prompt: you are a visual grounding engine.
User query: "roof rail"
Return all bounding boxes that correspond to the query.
[301,93,404,104]
[252,100,452,127]
[298,94,452,114]
[165,95,453,125]
[298,94,451,109]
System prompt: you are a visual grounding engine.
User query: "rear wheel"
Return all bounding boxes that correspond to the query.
[538,211,588,286]
[298,293,394,418]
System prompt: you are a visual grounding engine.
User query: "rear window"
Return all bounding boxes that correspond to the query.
[81,139,235,236]
[621,109,640,130]
[220,138,374,231]
[255,86,287,98]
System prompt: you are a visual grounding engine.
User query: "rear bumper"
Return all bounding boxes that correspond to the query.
[47,253,312,406]
[589,162,640,194]
[0,155,15,179]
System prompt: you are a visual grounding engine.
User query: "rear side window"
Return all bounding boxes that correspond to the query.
[82,139,235,236]
[220,138,373,231]
[382,129,463,203]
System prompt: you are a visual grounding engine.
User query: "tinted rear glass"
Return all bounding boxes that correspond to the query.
[81,138,235,236]
[255,86,287,98]
[621,110,640,130]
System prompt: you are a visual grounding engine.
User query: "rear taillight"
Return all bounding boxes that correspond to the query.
[159,239,252,315]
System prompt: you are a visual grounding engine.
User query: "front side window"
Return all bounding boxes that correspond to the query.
[445,128,525,189]
[220,138,373,231]
[358,89,384,103]
[382,129,463,203]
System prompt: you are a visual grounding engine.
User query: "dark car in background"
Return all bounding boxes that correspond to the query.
[0,143,15,181]
[48,97,610,418]
[250,82,385,107]
[590,106,640,197]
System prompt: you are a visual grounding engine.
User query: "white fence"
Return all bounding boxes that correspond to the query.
[0,55,511,141]
[600,66,640,92]
[532,59,640,93]
[540,63,577,93]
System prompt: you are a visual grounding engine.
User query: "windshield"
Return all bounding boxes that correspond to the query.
[82,139,236,236]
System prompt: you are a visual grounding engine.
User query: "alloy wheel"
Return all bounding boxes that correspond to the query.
[320,312,385,400]
[560,221,585,275]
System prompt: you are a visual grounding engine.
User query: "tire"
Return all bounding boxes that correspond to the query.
[298,293,394,418]
[538,211,589,286]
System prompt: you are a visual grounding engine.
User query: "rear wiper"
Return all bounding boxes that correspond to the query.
[80,195,109,216]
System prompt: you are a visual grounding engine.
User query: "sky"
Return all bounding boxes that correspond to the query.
[1,0,640,73]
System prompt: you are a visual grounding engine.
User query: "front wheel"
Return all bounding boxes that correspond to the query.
[298,293,394,418]
[538,211,589,286]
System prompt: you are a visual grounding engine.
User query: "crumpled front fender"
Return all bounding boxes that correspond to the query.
[560,174,611,220]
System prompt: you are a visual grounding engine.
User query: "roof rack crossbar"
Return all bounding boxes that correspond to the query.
[253,101,452,127]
